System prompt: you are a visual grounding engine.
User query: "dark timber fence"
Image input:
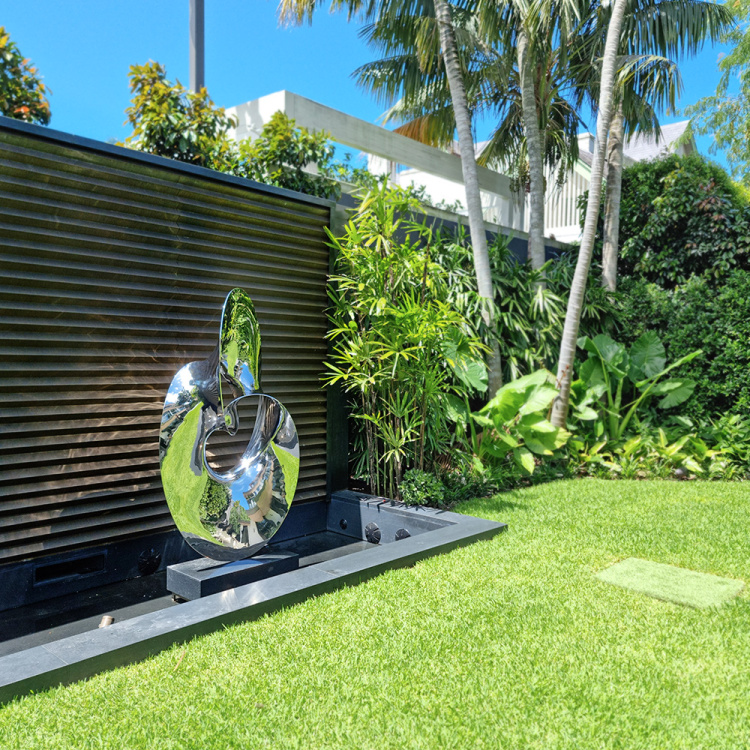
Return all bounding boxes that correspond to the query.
[0,117,338,600]
[0,117,551,611]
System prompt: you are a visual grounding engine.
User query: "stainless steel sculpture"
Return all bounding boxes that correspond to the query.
[159,289,299,561]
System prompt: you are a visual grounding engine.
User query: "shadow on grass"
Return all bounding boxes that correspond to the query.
[459,494,528,515]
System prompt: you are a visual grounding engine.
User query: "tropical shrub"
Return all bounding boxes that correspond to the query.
[560,332,750,480]
[238,111,340,199]
[122,61,237,169]
[569,427,724,479]
[333,157,463,212]
[0,26,50,124]
[469,370,571,476]
[569,332,701,442]
[693,414,750,476]
[568,411,750,481]
[400,469,446,506]
[438,469,501,505]
[324,184,487,500]
[433,231,619,383]
[619,270,750,419]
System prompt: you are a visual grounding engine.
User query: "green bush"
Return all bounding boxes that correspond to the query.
[122,61,237,169]
[122,63,339,199]
[439,470,498,505]
[400,469,446,506]
[618,155,750,287]
[237,111,340,200]
[618,270,750,419]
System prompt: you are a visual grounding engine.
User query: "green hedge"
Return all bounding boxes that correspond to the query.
[618,270,750,419]
[618,154,750,288]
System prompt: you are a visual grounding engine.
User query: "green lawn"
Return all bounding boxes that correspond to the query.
[2,479,750,749]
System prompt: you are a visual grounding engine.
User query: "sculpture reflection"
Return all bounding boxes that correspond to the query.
[159,289,299,561]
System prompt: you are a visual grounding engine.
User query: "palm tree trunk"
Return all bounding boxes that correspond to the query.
[602,101,624,292]
[516,26,546,272]
[550,0,628,428]
[434,0,502,395]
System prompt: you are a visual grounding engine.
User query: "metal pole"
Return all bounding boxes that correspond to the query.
[189,0,205,92]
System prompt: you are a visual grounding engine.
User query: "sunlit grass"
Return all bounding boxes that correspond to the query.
[2,479,749,749]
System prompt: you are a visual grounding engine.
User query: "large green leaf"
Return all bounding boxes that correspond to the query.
[493,430,519,450]
[579,334,627,375]
[521,432,554,456]
[471,413,496,430]
[518,416,571,454]
[518,384,558,416]
[478,385,527,425]
[575,406,599,421]
[513,447,536,475]
[441,328,488,393]
[517,415,557,432]
[652,378,697,409]
[480,441,506,459]
[478,370,556,428]
[502,369,555,393]
[572,382,607,422]
[457,358,489,393]
[629,331,666,381]
[634,349,703,388]
[579,357,605,387]
[444,393,468,426]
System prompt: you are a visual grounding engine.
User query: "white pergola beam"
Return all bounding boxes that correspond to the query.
[227,91,513,199]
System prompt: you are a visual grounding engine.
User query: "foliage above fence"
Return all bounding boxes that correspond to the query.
[121,62,340,200]
[0,26,50,125]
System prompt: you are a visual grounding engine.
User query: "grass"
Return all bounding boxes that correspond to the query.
[2,479,750,749]
[596,557,745,608]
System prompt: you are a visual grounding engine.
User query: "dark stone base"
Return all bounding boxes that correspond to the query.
[166,552,300,601]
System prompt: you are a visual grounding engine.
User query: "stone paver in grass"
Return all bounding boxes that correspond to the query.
[596,557,745,608]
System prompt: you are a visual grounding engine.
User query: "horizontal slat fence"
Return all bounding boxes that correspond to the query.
[0,120,332,565]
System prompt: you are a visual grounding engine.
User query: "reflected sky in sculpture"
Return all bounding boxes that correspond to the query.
[159,289,299,561]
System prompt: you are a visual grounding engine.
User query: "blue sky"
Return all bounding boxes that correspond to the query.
[2,0,732,166]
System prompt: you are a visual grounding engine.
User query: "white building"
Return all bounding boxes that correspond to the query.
[227,90,526,232]
[544,121,696,243]
[227,91,695,246]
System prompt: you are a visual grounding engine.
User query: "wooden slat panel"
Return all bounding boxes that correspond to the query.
[0,120,332,564]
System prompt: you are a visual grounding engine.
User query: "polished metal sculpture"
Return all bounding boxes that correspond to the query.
[159,289,299,561]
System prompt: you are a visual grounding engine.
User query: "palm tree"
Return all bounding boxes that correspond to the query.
[515,22,548,271]
[550,0,628,428]
[433,0,503,393]
[596,56,683,292]
[279,0,504,394]
[549,0,731,425]
[472,1,572,273]
[582,0,734,291]
[601,102,624,291]
[601,61,677,292]
[356,14,583,216]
